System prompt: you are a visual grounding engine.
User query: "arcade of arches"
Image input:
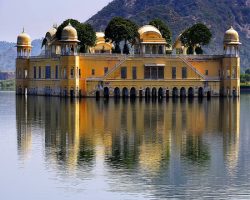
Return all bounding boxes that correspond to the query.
[97,86,211,98]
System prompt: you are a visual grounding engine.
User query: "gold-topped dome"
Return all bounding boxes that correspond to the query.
[138,25,162,37]
[224,27,241,45]
[16,29,32,47]
[96,32,105,39]
[61,23,79,42]
[47,27,57,38]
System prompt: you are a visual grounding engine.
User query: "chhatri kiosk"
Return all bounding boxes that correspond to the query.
[16,24,241,98]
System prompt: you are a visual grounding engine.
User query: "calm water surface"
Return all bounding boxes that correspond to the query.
[0,91,250,199]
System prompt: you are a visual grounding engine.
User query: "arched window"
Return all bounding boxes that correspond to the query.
[158,46,163,54]
[145,45,151,54]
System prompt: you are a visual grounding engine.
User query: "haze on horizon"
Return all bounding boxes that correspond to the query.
[0,0,112,42]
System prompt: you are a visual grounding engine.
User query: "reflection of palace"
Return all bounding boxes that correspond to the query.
[16,24,241,97]
[16,97,240,174]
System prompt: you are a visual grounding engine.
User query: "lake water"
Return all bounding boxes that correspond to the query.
[0,91,250,199]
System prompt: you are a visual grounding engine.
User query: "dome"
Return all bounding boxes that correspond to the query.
[96,32,105,39]
[16,30,32,47]
[224,27,241,45]
[61,23,79,42]
[173,34,183,49]
[46,27,57,39]
[138,25,162,37]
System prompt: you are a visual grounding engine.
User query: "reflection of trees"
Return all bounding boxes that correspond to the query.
[106,99,140,169]
[106,99,171,171]
[107,137,140,168]
[16,95,240,188]
[16,96,95,172]
[181,136,210,165]
[78,139,95,164]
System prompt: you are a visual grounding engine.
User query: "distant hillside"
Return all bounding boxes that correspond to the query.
[0,39,42,72]
[87,0,250,70]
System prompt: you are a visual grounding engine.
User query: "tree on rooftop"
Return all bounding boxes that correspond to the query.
[180,23,212,54]
[105,17,139,54]
[245,69,250,75]
[149,18,172,47]
[78,23,97,53]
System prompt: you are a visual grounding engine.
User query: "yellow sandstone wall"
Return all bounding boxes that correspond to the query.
[16,54,239,97]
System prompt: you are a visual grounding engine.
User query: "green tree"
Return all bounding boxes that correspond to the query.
[78,23,97,53]
[149,18,172,47]
[240,74,246,83]
[105,17,138,54]
[123,43,130,54]
[56,19,96,53]
[112,43,121,54]
[195,46,203,54]
[245,69,250,74]
[181,23,212,54]
[241,74,250,83]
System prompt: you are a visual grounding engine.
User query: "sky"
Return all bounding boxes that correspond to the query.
[0,0,112,42]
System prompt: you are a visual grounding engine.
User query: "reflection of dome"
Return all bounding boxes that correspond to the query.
[17,30,32,47]
[224,27,240,45]
[61,23,79,42]
[138,25,162,37]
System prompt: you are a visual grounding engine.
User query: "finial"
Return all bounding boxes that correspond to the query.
[228,12,234,29]
[68,19,71,26]
[22,27,25,33]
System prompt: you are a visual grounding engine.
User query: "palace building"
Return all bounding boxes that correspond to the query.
[16,24,241,98]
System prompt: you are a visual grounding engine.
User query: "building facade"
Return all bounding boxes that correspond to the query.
[16,24,241,98]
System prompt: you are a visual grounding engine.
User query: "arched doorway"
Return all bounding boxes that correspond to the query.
[166,90,170,98]
[172,87,178,98]
[152,87,157,98]
[96,91,100,99]
[180,87,186,98]
[188,87,194,98]
[233,87,237,97]
[145,87,151,98]
[114,87,120,98]
[63,88,67,97]
[104,87,109,98]
[18,87,22,95]
[220,87,224,97]
[130,87,136,98]
[139,90,143,98]
[198,87,204,98]
[122,87,129,98]
[158,88,163,98]
[70,89,74,98]
[207,91,211,99]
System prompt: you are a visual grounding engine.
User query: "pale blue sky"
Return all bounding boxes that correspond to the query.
[0,0,112,42]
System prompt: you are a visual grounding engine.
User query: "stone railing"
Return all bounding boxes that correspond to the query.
[104,55,128,79]
[27,53,224,60]
[178,56,205,79]
[180,55,223,60]
[29,55,60,59]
